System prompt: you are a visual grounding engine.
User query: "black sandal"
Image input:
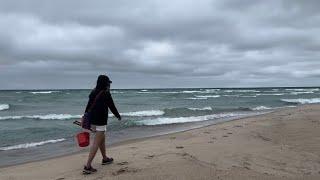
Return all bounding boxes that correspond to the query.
[83,165,97,174]
[102,157,114,165]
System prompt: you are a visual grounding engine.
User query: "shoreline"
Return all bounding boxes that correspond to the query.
[1,104,320,179]
[0,109,268,168]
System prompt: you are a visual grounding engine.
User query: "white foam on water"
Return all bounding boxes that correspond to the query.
[281,98,320,104]
[236,90,260,93]
[223,95,240,97]
[223,90,260,93]
[159,91,180,94]
[138,112,248,126]
[111,91,124,94]
[240,95,257,98]
[182,90,203,93]
[0,104,9,111]
[251,106,273,111]
[188,107,212,111]
[0,138,66,151]
[224,90,233,93]
[120,110,165,117]
[138,91,180,94]
[290,91,314,95]
[137,91,152,94]
[285,88,319,92]
[200,89,220,93]
[141,89,148,92]
[256,93,284,96]
[0,110,168,120]
[195,95,220,98]
[0,114,81,120]
[31,114,82,120]
[30,91,60,94]
[185,97,208,100]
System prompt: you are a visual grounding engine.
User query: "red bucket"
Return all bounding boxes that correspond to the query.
[76,132,90,147]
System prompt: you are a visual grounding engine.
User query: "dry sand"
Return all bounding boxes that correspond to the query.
[1,105,320,180]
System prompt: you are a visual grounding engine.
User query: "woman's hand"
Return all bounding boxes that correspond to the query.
[117,116,122,121]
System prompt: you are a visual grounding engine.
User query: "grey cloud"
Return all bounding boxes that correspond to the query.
[0,0,320,89]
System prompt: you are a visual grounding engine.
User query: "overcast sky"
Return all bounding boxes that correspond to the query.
[0,0,320,89]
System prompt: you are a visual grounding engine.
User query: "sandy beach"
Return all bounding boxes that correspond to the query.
[1,105,320,180]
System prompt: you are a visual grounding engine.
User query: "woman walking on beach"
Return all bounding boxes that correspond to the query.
[83,75,121,174]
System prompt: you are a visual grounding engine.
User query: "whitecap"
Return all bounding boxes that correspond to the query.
[223,95,240,97]
[138,112,248,126]
[240,95,257,98]
[256,93,284,96]
[195,95,220,98]
[185,97,208,100]
[0,138,66,151]
[0,104,9,111]
[285,88,319,92]
[251,106,273,111]
[111,91,124,94]
[200,89,220,93]
[224,90,234,93]
[182,90,203,93]
[188,107,212,111]
[290,91,314,95]
[120,110,164,117]
[281,98,320,104]
[0,114,81,120]
[30,91,60,94]
[236,90,260,93]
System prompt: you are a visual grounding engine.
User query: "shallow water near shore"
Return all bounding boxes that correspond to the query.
[1,87,320,166]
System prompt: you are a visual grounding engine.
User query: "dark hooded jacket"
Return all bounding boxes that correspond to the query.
[85,89,120,125]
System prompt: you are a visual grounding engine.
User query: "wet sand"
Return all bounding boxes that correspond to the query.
[1,105,320,180]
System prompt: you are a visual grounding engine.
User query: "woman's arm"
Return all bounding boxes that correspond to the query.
[105,92,121,120]
[84,91,94,113]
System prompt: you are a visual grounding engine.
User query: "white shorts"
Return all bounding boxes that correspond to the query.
[91,125,106,132]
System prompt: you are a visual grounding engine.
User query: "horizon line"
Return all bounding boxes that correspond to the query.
[1,86,320,91]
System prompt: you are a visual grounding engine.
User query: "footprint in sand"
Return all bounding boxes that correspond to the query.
[170,136,176,140]
[234,125,243,128]
[208,141,214,143]
[145,155,155,159]
[243,161,251,170]
[176,146,184,149]
[112,167,139,176]
[56,178,65,180]
[227,132,233,135]
[117,161,129,166]
[211,137,217,140]
[203,131,211,134]
[223,135,228,137]
[130,146,138,149]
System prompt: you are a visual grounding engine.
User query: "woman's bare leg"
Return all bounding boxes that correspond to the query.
[86,131,104,167]
[99,132,107,160]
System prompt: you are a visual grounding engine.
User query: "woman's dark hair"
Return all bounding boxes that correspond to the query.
[95,75,112,90]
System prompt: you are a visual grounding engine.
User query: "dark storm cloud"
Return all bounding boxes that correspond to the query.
[0,0,320,89]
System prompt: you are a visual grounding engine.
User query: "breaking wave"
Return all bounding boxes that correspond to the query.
[30,91,60,94]
[281,98,320,104]
[0,104,9,111]
[121,110,165,117]
[0,138,66,151]
[137,112,249,126]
